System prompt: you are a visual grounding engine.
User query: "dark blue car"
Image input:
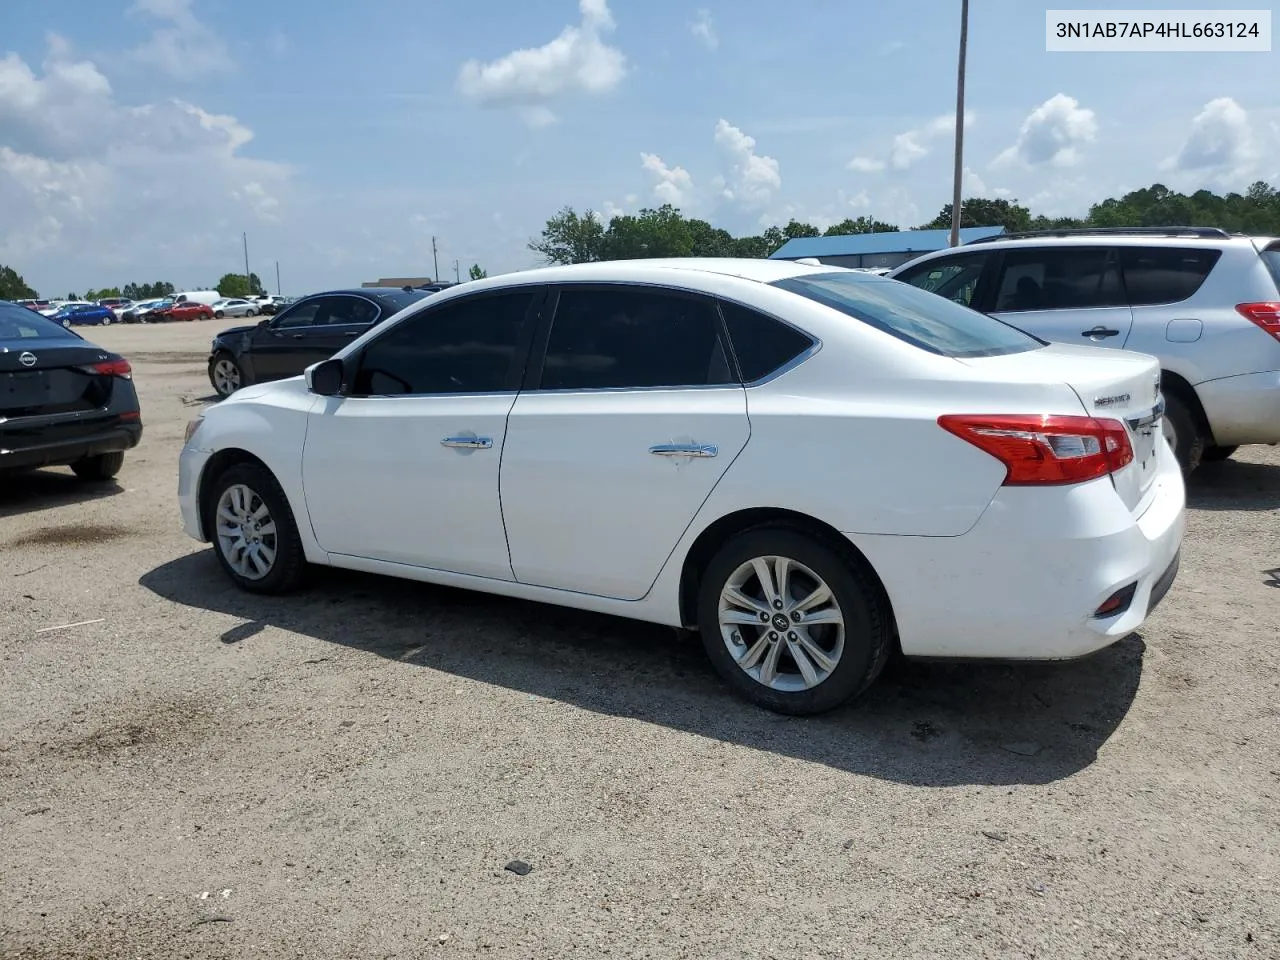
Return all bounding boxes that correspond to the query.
[52,303,116,327]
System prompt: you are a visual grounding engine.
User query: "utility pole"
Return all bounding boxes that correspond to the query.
[243,232,252,291]
[949,0,970,247]
[275,260,281,296]
[431,236,440,283]
[453,259,460,283]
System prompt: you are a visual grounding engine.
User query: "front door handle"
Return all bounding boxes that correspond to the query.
[649,442,718,458]
[1081,326,1121,339]
[291,333,304,340]
[441,436,493,449]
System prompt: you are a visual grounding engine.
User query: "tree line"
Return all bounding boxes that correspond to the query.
[0,271,270,303]
[529,180,1280,264]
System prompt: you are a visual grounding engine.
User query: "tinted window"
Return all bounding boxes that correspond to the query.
[1261,247,1280,292]
[0,302,78,340]
[895,253,989,307]
[317,296,379,326]
[719,301,813,382]
[772,273,1041,359]
[273,299,323,328]
[541,287,734,390]
[994,247,1125,311]
[352,291,532,395]
[1117,247,1221,306]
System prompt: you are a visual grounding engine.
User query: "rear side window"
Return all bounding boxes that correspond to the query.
[0,302,78,339]
[1260,246,1280,293]
[540,287,734,390]
[894,252,989,307]
[719,301,813,382]
[773,273,1042,358]
[994,247,1125,311]
[1120,247,1222,305]
[353,291,532,395]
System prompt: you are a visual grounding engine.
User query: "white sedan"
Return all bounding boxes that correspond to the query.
[211,298,260,319]
[178,259,1185,714]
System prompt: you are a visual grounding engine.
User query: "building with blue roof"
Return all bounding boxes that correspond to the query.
[769,226,1006,270]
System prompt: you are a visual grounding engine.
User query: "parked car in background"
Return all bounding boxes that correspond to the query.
[157,300,215,322]
[180,259,1184,715]
[889,227,1280,472]
[257,296,292,315]
[16,299,52,313]
[211,298,260,319]
[51,303,116,327]
[174,290,222,306]
[206,286,430,397]
[120,298,171,323]
[0,300,142,480]
[36,301,65,317]
[97,297,134,318]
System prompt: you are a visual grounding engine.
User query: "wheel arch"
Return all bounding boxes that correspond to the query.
[1161,369,1214,444]
[196,448,273,538]
[676,507,897,640]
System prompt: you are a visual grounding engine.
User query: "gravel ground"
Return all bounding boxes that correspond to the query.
[2,321,1278,959]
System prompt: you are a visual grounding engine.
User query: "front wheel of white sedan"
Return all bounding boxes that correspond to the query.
[697,527,891,715]
[205,462,307,594]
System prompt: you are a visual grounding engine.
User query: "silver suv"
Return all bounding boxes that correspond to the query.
[888,227,1280,472]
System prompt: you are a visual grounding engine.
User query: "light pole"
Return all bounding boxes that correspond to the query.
[243,232,251,289]
[432,236,440,283]
[949,0,970,247]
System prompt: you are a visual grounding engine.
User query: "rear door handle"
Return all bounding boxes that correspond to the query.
[441,436,493,449]
[1081,326,1121,339]
[291,334,304,340]
[649,443,718,458]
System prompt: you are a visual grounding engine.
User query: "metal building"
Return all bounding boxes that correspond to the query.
[769,226,1006,270]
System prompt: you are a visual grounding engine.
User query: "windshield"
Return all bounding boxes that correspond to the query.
[0,301,80,339]
[772,272,1043,359]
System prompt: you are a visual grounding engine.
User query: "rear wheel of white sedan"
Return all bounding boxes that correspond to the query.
[697,527,891,715]
[206,463,307,594]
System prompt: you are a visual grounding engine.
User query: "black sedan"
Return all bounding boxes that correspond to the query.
[0,300,142,480]
[207,287,431,398]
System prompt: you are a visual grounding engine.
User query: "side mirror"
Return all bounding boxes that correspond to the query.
[306,358,344,396]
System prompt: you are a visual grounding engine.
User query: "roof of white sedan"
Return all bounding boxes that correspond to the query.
[488,257,846,286]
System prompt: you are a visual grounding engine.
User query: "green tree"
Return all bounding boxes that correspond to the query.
[529,206,606,264]
[0,265,38,300]
[920,198,1034,232]
[468,263,487,280]
[216,272,266,297]
[84,287,123,302]
[824,216,899,236]
[66,292,81,301]
[601,205,700,259]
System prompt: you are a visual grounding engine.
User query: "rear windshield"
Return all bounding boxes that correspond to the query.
[374,289,433,313]
[772,273,1043,358]
[0,301,80,340]
[1261,246,1280,293]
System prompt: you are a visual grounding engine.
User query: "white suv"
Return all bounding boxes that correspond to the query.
[889,228,1280,471]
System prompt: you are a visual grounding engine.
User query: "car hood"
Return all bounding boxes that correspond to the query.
[213,324,257,340]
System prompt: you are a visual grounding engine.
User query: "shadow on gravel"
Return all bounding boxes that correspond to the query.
[0,469,123,520]
[1187,457,1280,511]
[141,551,1144,788]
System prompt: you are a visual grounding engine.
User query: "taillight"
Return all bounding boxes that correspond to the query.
[1236,302,1280,341]
[938,414,1133,485]
[82,358,132,379]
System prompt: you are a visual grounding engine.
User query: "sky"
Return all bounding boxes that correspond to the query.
[1,0,1277,296]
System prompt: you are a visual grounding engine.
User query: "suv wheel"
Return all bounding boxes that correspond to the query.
[1162,392,1204,475]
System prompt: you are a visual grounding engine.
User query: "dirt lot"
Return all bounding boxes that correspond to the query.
[1,320,1278,959]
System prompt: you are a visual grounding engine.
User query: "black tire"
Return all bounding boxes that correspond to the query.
[246,308,257,317]
[203,462,307,594]
[1162,391,1204,476]
[696,526,891,715]
[70,451,124,481]
[209,351,246,398]
[1202,445,1238,462]
[214,310,224,319]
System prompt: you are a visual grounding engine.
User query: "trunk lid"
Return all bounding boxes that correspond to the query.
[0,340,121,419]
[956,343,1164,512]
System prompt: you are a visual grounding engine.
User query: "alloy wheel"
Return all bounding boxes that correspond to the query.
[214,483,277,580]
[717,555,846,692]
[212,358,241,396]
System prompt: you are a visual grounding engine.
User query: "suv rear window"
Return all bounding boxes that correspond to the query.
[773,273,1042,358]
[1260,246,1280,292]
[1120,247,1222,305]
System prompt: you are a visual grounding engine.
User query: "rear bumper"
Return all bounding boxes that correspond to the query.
[0,421,142,470]
[1197,370,1280,445]
[849,444,1186,660]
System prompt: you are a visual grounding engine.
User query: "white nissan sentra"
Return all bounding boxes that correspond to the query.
[178,258,1185,715]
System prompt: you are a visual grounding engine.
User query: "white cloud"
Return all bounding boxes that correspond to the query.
[714,119,781,208]
[456,0,626,125]
[1164,97,1257,182]
[640,152,694,206]
[690,9,718,51]
[0,37,290,286]
[127,0,230,80]
[847,156,885,173]
[994,94,1097,168]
